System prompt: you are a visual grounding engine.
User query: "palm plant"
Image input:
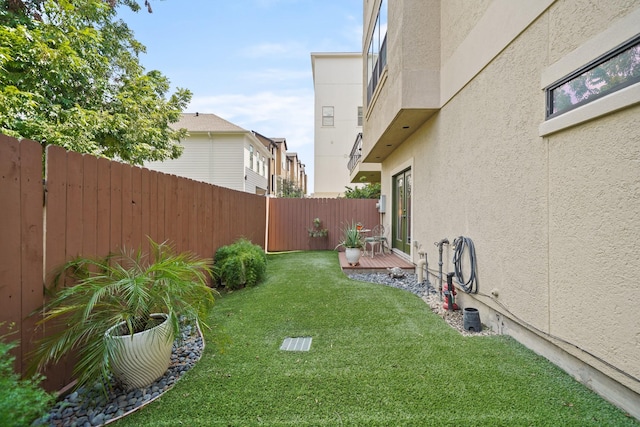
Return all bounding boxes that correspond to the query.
[335,221,365,249]
[29,239,216,394]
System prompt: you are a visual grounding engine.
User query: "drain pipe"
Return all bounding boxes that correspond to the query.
[435,238,449,301]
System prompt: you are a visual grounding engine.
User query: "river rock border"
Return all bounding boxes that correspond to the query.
[36,322,204,427]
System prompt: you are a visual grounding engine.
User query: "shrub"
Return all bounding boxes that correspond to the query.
[0,335,54,427]
[343,179,381,199]
[214,239,267,290]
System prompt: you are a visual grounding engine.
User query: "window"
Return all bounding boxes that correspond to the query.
[322,106,334,126]
[249,145,254,170]
[357,106,363,126]
[367,0,388,105]
[262,156,266,176]
[546,34,640,119]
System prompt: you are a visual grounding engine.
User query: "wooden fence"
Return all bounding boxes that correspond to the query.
[0,135,266,391]
[0,134,379,392]
[267,198,380,251]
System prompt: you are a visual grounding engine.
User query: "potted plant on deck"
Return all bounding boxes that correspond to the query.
[335,221,365,266]
[29,239,216,393]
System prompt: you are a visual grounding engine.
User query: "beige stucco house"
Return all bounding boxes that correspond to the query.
[145,113,271,195]
[311,52,369,197]
[353,0,640,418]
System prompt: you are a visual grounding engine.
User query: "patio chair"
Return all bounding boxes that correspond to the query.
[364,225,388,257]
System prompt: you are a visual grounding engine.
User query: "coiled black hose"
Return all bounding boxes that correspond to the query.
[452,236,478,293]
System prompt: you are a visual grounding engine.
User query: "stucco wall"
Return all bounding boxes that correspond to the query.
[372,0,640,411]
[440,0,491,64]
[548,104,640,387]
[548,0,638,62]
[312,53,363,197]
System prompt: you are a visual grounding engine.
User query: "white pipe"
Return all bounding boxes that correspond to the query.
[416,249,427,282]
[416,258,426,282]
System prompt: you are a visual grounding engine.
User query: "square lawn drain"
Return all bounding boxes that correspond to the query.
[280,337,312,351]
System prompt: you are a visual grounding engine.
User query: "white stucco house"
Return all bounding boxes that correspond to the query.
[311,52,368,198]
[145,113,270,195]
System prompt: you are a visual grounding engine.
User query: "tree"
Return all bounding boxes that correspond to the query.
[279,178,303,198]
[344,180,381,199]
[0,0,191,164]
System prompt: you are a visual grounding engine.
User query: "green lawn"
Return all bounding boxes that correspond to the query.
[115,251,637,426]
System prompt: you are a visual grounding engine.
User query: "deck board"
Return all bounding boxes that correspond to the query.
[339,251,414,273]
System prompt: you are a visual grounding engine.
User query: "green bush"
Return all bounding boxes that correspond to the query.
[214,239,267,290]
[0,336,54,427]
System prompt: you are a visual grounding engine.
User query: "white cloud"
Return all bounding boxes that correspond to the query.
[188,91,316,192]
[241,41,308,59]
[238,68,312,84]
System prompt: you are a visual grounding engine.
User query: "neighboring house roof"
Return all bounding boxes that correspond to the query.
[252,131,276,150]
[272,137,288,151]
[171,112,246,133]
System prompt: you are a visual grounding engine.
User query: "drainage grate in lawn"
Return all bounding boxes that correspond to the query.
[280,337,312,351]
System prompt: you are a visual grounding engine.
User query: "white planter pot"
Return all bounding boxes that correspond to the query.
[345,247,362,266]
[105,313,174,390]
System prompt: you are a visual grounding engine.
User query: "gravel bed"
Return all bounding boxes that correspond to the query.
[348,271,495,337]
[34,323,203,427]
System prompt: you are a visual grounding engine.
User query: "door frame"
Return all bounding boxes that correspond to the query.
[392,167,412,255]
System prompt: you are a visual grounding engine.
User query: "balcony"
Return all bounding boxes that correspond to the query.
[362,0,440,164]
[348,132,381,183]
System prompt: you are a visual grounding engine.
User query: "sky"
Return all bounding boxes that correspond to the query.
[117,0,363,194]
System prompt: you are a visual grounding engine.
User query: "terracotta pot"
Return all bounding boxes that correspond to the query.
[105,313,174,390]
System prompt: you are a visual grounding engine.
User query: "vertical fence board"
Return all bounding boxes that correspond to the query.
[165,174,178,245]
[211,185,221,251]
[110,161,122,251]
[179,178,190,251]
[96,158,111,257]
[140,168,151,255]
[147,170,159,245]
[43,146,67,282]
[131,166,142,251]
[156,171,167,243]
[0,137,24,371]
[65,151,84,259]
[121,165,133,249]
[213,185,224,247]
[20,140,44,370]
[82,155,98,258]
[189,181,198,252]
[203,184,214,258]
[42,145,69,391]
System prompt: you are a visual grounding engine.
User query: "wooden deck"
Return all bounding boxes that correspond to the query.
[339,250,415,274]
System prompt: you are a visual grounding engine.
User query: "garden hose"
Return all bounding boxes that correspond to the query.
[452,236,478,293]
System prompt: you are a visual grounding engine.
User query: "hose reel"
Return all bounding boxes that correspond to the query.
[452,236,478,294]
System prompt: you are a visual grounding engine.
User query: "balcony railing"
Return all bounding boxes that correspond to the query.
[348,132,363,174]
[367,35,387,106]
